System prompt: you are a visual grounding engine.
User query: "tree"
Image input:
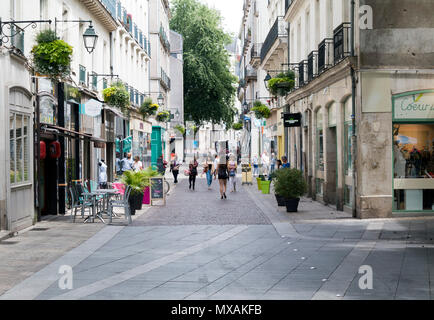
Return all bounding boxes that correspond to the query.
[170,0,237,128]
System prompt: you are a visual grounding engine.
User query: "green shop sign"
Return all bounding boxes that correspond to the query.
[393,90,434,120]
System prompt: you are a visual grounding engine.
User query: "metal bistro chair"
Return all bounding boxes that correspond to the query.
[69,186,94,222]
[108,185,132,225]
[86,180,104,212]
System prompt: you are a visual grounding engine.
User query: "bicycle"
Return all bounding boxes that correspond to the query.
[164,179,170,194]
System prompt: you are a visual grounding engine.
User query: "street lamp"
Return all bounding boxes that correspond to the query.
[54,18,98,54]
[157,93,164,107]
[264,72,272,89]
[83,23,98,53]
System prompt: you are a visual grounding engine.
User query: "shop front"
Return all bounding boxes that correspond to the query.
[393,90,434,213]
[131,118,152,168]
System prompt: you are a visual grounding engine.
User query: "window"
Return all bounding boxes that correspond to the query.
[316,109,324,171]
[316,178,324,195]
[344,99,352,175]
[10,112,30,184]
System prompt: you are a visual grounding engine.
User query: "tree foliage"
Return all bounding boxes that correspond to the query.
[170,0,237,128]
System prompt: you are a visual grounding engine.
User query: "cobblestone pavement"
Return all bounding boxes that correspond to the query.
[1,175,434,300]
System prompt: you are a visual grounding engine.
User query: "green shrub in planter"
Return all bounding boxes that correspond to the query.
[232,122,243,130]
[267,70,295,97]
[274,168,307,212]
[102,81,130,115]
[31,29,73,79]
[156,110,170,122]
[139,98,159,120]
[251,100,271,119]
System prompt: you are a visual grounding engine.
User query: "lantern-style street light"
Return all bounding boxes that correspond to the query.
[55,18,98,54]
[83,23,98,53]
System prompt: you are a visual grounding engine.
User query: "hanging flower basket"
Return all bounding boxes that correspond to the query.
[102,81,130,115]
[267,70,295,97]
[156,110,170,122]
[251,100,271,119]
[139,97,159,120]
[31,29,73,80]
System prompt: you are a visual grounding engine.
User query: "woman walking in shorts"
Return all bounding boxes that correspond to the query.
[217,160,229,199]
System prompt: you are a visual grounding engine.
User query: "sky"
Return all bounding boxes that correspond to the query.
[199,0,244,37]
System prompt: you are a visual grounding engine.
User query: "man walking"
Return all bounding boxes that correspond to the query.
[121,152,133,174]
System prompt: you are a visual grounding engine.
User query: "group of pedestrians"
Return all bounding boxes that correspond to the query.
[252,152,290,177]
[177,154,238,200]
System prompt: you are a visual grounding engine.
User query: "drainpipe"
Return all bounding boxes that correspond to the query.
[350,0,357,218]
[285,21,290,159]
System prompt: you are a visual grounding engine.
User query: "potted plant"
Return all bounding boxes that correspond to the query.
[174,124,186,135]
[141,167,159,205]
[232,122,243,130]
[31,29,73,80]
[267,70,295,97]
[274,168,307,212]
[156,110,170,122]
[102,81,130,115]
[270,169,286,206]
[139,97,159,120]
[260,179,271,194]
[120,170,150,215]
[251,101,271,119]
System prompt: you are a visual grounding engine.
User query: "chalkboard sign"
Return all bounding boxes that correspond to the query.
[150,177,164,200]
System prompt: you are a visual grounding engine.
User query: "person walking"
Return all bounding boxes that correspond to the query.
[217,160,229,199]
[170,155,180,184]
[157,155,167,175]
[98,159,108,189]
[132,156,143,172]
[270,153,276,174]
[188,158,198,190]
[261,151,270,176]
[115,152,122,177]
[203,157,214,189]
[213,154,219,180]
[228,155,237,192]
[281,155,290,168]
[252,155,259,177]
[121,152,133,174]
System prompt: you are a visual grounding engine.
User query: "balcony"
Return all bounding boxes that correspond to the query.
[245,67,257,82]
[160,68,171,90]
[284,0,295,17]
[298,60,308,87]
[159,24,170,53]
[79,0,118,31]
[250,43,261,67]
[333,22,351,63]
[307,51,318,82]
[317,38,333,74]
[260,17,288,67]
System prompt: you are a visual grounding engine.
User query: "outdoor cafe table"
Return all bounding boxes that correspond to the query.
[83,189,120,224]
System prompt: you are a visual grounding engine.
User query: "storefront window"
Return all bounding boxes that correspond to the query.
[10,112,30,184]
[393,123,434,211]
[316,109,324,171]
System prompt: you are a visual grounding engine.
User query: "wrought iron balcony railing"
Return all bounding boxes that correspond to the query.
[317,38,333,74]
[160,68,171,90]
[285,0,295,15]
[298,60,308,87]
[307,51,318,82]
[333,22,351,63]
[260,16,287,63]
[250,43,261,60]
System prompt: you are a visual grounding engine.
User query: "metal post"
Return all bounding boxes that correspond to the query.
[350,0,357,218]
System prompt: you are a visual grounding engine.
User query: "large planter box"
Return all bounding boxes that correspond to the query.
[256,177,262,190]
[275,194,286,206]
[128,192,144,215]
[285,198,300,212]
[260,180,271,194]
[142,186,150,205]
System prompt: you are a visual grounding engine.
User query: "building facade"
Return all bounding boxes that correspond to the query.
[0,0,160,232]
[282,0,434,218]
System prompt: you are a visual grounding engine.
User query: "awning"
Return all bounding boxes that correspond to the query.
[40,124,93,139]
[103,105,127,119]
